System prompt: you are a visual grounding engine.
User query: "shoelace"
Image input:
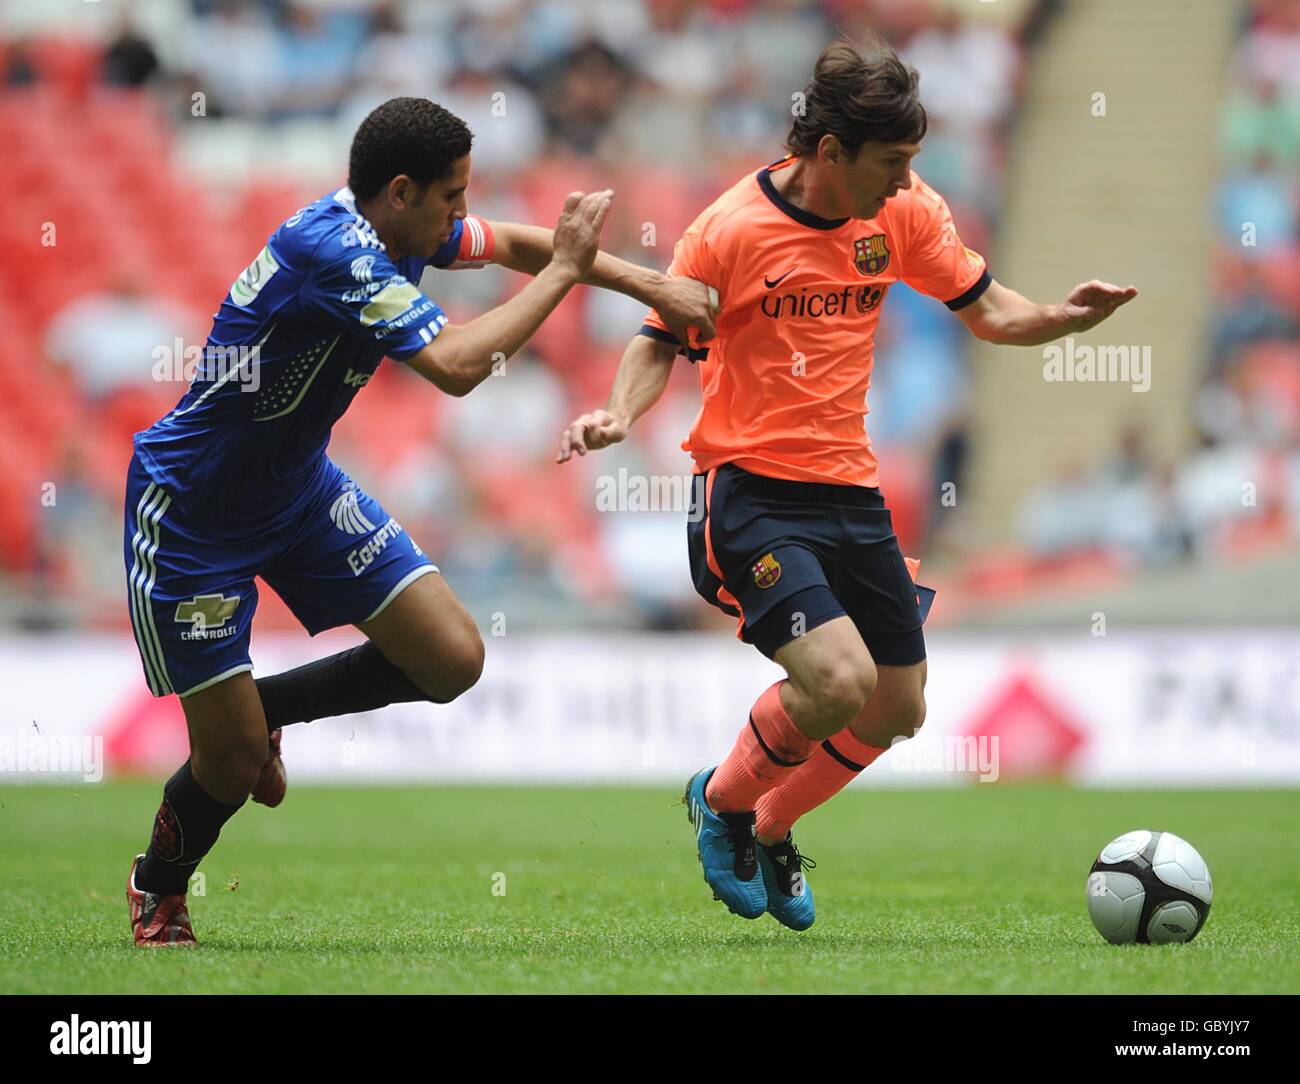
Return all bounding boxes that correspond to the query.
[730,827,755,861]
[771,839,817,873]
[720,813,757,873]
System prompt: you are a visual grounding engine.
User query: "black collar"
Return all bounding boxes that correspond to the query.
[757,161,849,231]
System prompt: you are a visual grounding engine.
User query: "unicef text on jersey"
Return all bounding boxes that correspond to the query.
[150,339,262,393]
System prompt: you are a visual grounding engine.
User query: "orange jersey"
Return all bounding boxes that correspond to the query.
[641,156,989,488]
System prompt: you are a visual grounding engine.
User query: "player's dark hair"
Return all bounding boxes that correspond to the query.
[786,37,927,159]
[348,97,473,202]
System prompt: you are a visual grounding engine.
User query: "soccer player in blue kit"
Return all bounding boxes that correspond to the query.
[123,98,715,946]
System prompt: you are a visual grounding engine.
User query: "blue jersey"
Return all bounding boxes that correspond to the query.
[134,186,492,537]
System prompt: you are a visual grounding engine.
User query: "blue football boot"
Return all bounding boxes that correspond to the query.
[758,833,817,931]
[683,767,766,919]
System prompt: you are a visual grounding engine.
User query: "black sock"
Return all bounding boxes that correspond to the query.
[255,641,434,731]
[135,760,245,896]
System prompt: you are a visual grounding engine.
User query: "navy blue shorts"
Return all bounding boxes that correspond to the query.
[123,453,437,698]
[687,463,934,665]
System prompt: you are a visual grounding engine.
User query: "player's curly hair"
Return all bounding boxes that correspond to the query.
[786,37,927,159]
[348,97,473,201]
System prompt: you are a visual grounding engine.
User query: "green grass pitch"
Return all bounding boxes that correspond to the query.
[1,782,1296,994]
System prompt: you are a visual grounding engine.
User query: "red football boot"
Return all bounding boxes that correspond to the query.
[251,728,287,807]
[127,854,197,947]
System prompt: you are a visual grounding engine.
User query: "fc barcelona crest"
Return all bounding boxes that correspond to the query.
[752,552,782,589]
[853,234,889,276]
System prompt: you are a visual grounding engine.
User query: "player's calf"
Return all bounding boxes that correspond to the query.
[255,638,477,730]
[392,625,484,703]
[191,726,272,801]
[254,574,486,732]
[356,570,485,705]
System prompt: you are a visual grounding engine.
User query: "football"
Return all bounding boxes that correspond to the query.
[1086,830,1213,945]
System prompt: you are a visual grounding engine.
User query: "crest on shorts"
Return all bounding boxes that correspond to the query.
[331,482,377,535]
[752,552,782,589]
[853,234,889,276]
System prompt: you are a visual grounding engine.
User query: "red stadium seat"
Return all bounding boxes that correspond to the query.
[26,38,101,99]
[333,368,438,470]
[239,181,314,239]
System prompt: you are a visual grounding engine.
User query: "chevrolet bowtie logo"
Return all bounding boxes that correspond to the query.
[174,593,240,630]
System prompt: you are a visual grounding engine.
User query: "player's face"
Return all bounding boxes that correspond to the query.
[839,141,921,219]
[403,153,472,258]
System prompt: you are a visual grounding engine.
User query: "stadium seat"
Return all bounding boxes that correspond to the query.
[25,38,100,99]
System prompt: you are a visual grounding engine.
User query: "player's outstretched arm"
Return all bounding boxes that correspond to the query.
[404,191,611,396]
[486,220,716,346]
[955,278,1138,346]
[556,334,679,463]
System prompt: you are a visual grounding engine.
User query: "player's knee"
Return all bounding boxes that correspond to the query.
[810,656,878,729]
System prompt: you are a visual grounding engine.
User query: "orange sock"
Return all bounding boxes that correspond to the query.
[705,681,818,813]
[754,728,887,842]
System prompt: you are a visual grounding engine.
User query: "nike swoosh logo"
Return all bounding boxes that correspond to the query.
[764,267,798,289]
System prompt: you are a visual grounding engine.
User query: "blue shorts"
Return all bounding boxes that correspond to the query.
[123,452,437,698]
[687,463,935,666]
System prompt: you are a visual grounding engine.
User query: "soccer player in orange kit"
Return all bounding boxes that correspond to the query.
[557,38,1136,930]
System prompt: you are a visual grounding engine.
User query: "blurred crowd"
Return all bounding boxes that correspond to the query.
[0,0,1045,632]
[1017,0,1300,572]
